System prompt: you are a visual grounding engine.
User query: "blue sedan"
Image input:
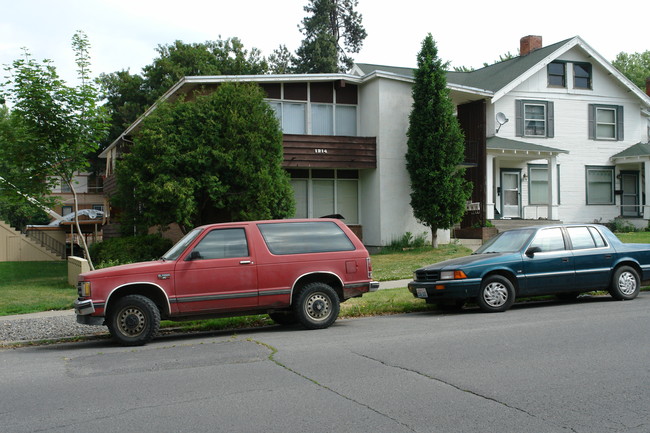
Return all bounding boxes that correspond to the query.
[408,224,649,312]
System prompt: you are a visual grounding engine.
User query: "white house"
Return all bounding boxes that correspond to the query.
[100,35,650,246]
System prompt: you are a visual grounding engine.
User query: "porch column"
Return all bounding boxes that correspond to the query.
[547,155,559,220]
[644,160,650,220]
[486,154,495,219]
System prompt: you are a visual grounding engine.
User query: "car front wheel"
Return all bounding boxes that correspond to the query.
[294,282,340,330]
[477,275,515,313]
[609,266,640,301]
[107,295,160,346]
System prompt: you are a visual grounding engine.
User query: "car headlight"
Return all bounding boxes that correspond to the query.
[440,270,468,280]
[78,281,91,297]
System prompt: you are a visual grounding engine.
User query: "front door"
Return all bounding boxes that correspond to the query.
[501,171,521,218]
[621,171,640,217]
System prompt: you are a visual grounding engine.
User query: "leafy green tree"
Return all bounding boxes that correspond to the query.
[406,34,472,248]
[142,38,268,101]
[99,37,269,147]
[115,82,295,235]
[612,51,650,90]
[1,31,110,268]
[294,0,367,73]
[98,70,147,142]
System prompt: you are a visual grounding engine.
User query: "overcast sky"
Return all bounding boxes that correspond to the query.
[1,0,648,85]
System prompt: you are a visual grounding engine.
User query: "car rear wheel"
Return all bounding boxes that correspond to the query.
[609,266,640,301]
[294,282,340,330]
[477,275,515,313]
[107,295,160,346]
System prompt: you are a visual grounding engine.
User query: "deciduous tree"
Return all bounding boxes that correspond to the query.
[115,82,295,234]
[1,31,109,268]
[99,37,269,147]
[612,50,650,91]
[406,34,472,248]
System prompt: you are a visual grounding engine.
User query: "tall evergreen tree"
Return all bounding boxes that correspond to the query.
[406,34,472,248]
[294,0,367,73]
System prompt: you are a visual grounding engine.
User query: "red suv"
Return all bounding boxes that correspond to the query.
[75,219,378,345]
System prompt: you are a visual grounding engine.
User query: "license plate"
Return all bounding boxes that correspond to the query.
[416,288,428,298]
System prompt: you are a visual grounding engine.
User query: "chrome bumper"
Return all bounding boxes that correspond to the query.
[369,281,380,292]
[74,298,95,316]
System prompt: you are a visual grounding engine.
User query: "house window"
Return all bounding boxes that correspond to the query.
[586,166,614,205]
[288,169,359,224]
[335,105,357,136]
[60,179,71,193]
[266,82,357,136]
[312,104,334,135]
[574,63,592,89]
[528,165,561,205]
[92,204,104,212]
[62,206,73,216]
[589,104,623,141]
[269,101,306,134]
[516,100,554,138]
[548,62,566,87]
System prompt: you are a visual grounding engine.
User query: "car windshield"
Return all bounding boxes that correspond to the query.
[161,228,203,261]
[474,229,536,254]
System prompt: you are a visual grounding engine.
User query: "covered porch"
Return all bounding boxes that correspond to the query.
[485,137,568,221]
[611,142,650,222]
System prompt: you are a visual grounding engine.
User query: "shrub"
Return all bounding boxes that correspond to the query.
[383,232,428,252]
[90,235,173,268]
[604,217,637,233]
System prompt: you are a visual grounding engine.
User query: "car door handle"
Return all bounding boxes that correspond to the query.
[240,260,253,265]
[562,258,570,262]
[604,255,612,259]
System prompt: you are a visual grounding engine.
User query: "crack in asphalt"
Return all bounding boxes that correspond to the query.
[353,351,578,433]
[248,338,417,433]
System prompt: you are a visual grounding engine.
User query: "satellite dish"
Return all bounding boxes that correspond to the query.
[495,112,509,133]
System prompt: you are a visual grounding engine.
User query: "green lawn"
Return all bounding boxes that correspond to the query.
[371,243,472,281]
[614,231,650,243]
[0,262,75,316]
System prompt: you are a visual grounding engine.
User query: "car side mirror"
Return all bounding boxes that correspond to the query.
[187,250,202,261]
[525,246,542,258]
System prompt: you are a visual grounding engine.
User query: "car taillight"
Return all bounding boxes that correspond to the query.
[366,257,373,279]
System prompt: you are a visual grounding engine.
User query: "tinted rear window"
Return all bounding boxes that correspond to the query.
[258,221,356,255]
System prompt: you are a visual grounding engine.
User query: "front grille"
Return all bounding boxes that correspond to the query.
[415,270,439,282]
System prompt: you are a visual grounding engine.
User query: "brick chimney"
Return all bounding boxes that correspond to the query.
[520,35,543,56]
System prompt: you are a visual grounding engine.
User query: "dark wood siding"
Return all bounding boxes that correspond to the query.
[457,100,487,228]
[282,134,376,169]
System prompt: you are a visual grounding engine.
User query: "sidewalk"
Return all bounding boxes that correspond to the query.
[0,309,75,322]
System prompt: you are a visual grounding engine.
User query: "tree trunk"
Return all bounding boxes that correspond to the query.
[431,227,439,249]
[68,180,95,271]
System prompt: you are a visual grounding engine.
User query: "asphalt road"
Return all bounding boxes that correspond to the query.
[1,293,649,433]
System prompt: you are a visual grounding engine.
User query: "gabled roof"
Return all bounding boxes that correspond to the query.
[355,36,650,107]
[487,136,568,156]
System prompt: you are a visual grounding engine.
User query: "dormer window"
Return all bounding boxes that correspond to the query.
[547,62,566,87]
[574,63,592,89]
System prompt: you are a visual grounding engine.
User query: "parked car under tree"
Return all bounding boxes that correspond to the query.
[409,224,648,312]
